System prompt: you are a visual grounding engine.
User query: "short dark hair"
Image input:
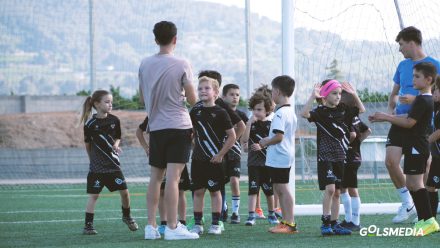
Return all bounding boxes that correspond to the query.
[153,21,177,46]
[271,75,295,97]
[413,62,437,85]
[395,26,422,45]
[248,92,273,113]
[222,84,239,96]
[198,70,222,86]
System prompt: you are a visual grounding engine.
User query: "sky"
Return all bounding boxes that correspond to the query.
[199,0,440,42]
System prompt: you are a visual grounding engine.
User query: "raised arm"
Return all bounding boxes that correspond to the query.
[301,83,321,119]
[341,82,365,113]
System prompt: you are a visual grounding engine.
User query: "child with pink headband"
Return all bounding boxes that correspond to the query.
[301,79,365,236]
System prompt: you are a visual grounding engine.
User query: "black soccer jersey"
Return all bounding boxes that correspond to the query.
[407,94,433,155]
[247,120,271,167]
[431,103,440,157]
[347,116,369,163]
[139,116,148,132]
[194,98,242,125]
[226,109,249,161]
[308,103,359,162]
[84,113,122,173]
[190,104,233,161]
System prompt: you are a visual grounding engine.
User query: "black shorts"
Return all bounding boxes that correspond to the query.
[191,160,224,192]
[386,125,409,147]
[149,129,192,169]
[248,166,273,196]
[318,161,344,190]
[427,156,440,188]
[403,148,428,175]
[267,166,291,184]
[87,171,127,194]
[160,165,191,191]
[224,159,241,178]
[342,161,361,188]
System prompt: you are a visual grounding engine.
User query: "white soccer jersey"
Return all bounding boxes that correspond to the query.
[266,104,296,168]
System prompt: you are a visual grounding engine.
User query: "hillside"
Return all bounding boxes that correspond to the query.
[1,0,438,100]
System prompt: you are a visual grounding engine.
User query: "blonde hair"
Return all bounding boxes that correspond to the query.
[79,90,111,124]
[198,76,220,91]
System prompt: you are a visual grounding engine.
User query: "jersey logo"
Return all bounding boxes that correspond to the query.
[207,180,217,187]
[326,170,334,178]
[94,180,101,188]
[197,110,202,116]
[95,125,99,129]
[115,178,124,185]
[250,181,257,188]
[406,205,415,213]
[110,124,115,129]
[211,113,216,118]
[433,176,440,184]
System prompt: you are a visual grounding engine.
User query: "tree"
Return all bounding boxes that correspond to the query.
[325,59,344,81]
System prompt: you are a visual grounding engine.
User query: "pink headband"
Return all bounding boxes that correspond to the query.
[320,80,341,97]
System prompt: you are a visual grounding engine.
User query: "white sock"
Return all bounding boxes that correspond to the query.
[341,192,352,222]
[232,196,240,214]
[351,196,361,225]
[397,187,413,206]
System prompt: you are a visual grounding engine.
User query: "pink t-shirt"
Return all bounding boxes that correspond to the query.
[138,53,193,132]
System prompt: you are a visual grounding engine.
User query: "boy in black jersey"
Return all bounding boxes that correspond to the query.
[136,116,190,234]
[427,76,440,218]
[193,71,246,224]
[80,90,138,235]
[241,91,279,226]
[339,92,371,231]
[370,62,439,235]
[222,83,248,224]
[189,76,237,235]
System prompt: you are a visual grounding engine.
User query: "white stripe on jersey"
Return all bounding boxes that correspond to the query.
[197,121,219,154]
[316,122,346,155]
[92,143,120,167]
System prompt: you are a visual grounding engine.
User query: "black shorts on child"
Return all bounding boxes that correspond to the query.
[160,165,191,191]
[342,161,361,188]
[87,171,127,194]
[402,148,428,175]
[191,160,225,192]
[386,125,409,148]
[248,166,273,196]
[427,156,440,188]
[223,159,241,180]
[318,161,344,190]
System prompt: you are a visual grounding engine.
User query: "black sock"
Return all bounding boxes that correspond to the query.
[212,212,221,225]
[160,220,167,226]
[179,220,186,225]
[194,212,203,225]
[429,191,439,218]
[330,220,337,226]
[321,215,331,226]
[268,210,274,216]
[412,188,433,221]
[122,206,130,218]
[85,212,94,225]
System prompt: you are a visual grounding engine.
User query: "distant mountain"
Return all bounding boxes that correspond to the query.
[0,0,439,101]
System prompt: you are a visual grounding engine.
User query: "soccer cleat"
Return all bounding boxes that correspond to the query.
[392,204,417,223]
[144,225,161,240]
[187,216,205,230]
[332,223,352,235]
[321,224,334,236]
[158,225,166,235]
[219,221,225,231]
[122,216,139,231]
[190,224,204,235]
[245,216,256,226]
[340,221,361,231]
[164,222,199,240]
[255,208,266,219]
[274,208,282,219]
[269,223,298,234]
[230,213,240,224]
[416,217,440,236]
[221,208,229,222]
[83,222,98,235]
[268,215,280,225]
[208,224,222,235]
